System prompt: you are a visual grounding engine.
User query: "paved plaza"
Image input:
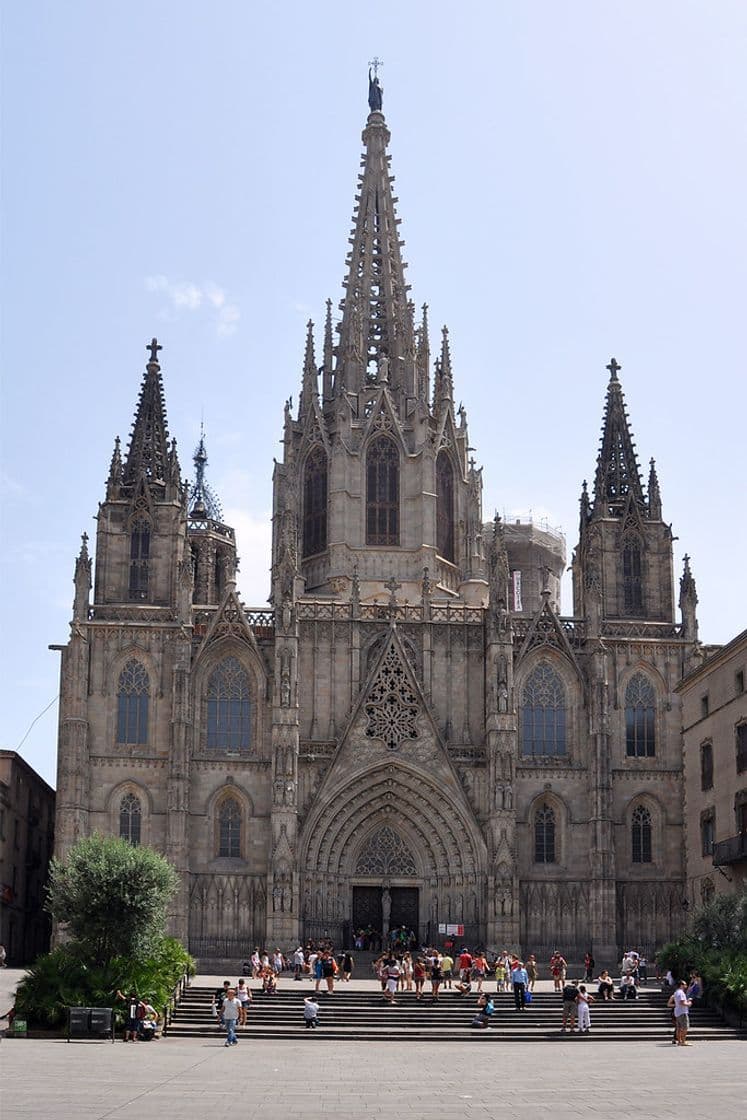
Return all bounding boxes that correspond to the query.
[1,970,746,1118]
[2,1033,746,1119]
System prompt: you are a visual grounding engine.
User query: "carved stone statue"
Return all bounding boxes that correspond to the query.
[280,649,291,707]
[497,654,509,713]
[368,69,383,111]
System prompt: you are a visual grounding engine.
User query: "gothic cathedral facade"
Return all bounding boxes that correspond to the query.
[54,95,702,964]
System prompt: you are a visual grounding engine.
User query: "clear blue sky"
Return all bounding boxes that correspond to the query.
[2,1,746,786]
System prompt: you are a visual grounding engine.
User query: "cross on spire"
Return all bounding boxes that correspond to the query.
[384,574,401,608]
[147,337,162,364]
[368,56,383,78]
[606,356,621,380]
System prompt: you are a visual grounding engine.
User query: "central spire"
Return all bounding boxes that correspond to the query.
[335,80,414,399]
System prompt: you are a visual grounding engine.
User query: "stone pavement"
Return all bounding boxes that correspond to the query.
[2,1034,746,1119]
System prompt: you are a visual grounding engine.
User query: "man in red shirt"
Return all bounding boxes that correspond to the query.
[458,949,473,983]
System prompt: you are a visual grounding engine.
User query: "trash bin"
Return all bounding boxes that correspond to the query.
[67,1007,115,1042]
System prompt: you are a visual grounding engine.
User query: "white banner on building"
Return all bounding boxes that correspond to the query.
[512,570,523,612]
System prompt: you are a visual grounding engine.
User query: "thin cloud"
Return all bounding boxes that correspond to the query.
[145,275,240,337]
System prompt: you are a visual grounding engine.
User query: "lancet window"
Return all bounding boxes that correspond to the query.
[218,797,241,858]
[631,805,652,863]
[521,663,567,757]
[534,804,556,863]
[366,436,399,546]
[622,538,643,615]
[116,660,150,745]
[129,517,151,600]
[302,446,328,557]
[119,792,142,845]
[206,657,252,751]
[625,673,656,757]
[436,452,455,562]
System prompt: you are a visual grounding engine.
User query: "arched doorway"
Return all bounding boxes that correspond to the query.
[299,761,486,948]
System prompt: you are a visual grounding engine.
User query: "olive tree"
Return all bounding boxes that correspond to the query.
[47,835,179,965]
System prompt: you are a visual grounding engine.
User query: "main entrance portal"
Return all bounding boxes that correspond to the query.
[352,886,420,935]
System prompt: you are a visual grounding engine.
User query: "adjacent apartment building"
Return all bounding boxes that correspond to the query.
[678,630,747,905]
[0,751,55,965]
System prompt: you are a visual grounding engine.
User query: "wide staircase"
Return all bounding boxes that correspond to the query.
[166,983,744,1042]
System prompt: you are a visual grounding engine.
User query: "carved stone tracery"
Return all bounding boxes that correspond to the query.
[355,825,417,876]
[364,641,420,750]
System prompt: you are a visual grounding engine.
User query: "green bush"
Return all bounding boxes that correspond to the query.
[15,937,194,1029]
[657,886,747,1016]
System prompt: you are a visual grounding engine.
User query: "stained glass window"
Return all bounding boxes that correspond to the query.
[534,804,556,863]
[303,446,328,557]
[116,660,149,745]
[366,436,399,546]
[119,792,142,845]
[521,663,567,757]
[218,797,241,857]
[207,657,251,751]
[625,673,656,757]
[632,805,652,863]
[436,452,455,562]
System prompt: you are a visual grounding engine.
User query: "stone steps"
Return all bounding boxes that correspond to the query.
[166,986,745,1042]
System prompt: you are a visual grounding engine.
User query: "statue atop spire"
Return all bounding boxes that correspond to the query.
[368,58,383,111]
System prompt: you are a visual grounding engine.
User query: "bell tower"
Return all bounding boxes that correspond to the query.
[272,79,487,609]
[573,358,675,624]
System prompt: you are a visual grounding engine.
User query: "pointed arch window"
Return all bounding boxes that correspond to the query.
[521,663,567,757]
[129,517,151,600]
[218,797,241,858]
[366,436,399,546]
[119,792,142,846]
[303,445,328,557]
[625,673,656,757]
[206,657,252,751]
[534,804,556,863]
[631,805,652,863]
[436,452,455,562]
[622,537,643,615]
[116,660,150,745]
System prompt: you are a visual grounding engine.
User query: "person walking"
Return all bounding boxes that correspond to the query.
[383,957,400,1004]
[413,956,426,1000]
[511,960,529,1011]
[669,980,693,1046]
[576,984,594,1033]
[292,945,305,981]
[341,951,354,982]
[584,951,595,982]
[473,952,488,994]
[222,988,241,1046]
[526,954,538,992]
[236,978,252,1026]
[429,953,443,1002]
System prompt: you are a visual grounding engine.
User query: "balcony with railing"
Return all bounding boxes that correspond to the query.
[712,833,747,866]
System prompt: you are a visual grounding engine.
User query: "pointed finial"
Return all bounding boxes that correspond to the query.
[647,457,662,520]
[147,337,162,365]
[606,356,621,380]
[79,531,89,557]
